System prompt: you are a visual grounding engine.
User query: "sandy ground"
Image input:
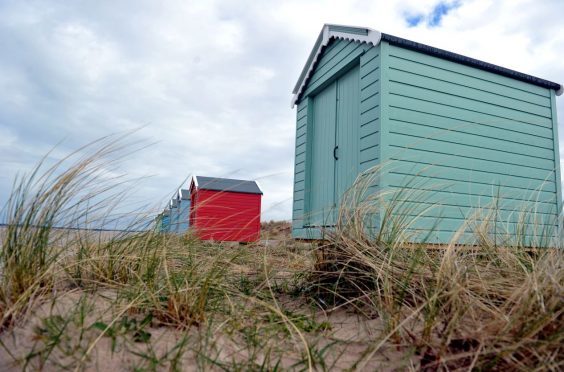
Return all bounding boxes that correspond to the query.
[0,222,417,370]
[0,290,413,371]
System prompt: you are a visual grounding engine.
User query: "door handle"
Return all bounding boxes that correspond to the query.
[333,145,339,160]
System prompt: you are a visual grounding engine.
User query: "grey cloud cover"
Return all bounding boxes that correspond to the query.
[1,0,563,221]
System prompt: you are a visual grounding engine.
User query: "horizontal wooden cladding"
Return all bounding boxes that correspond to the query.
[401,229,557,246]
[389,106,554,150]
[296,123,307,139]
[393,216,558,237]
[358,46,381,176]
[388,129,554,168]
[389,95,553,140]
[360,161,380,172]
[387,165,556,194]
[295,158,305,171]
[388,199,558,220]
[302,40,369,98]
[361,83,379,103]
[389,126,554,171]
[389,149,555,184]
[389,119,554,160]
[387,187,557,214]
[295,140,306,154]
[296,120,307,133]
[361,47,379,67]
[403,227,558,243]
[388,59,552,114]
[293,99,308,227]
[388,45,551,98]
[388,154,554,195]
[292,227,324,240]
[193,190,261,242]
[297,106,308,120]
[389,81,552,128]
[386,174,557,206]
[360,144,379,163]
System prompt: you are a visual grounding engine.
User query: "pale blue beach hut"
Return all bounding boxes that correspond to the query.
[170,198,179,233]
[161,209,170,232]
[177,188,191,234]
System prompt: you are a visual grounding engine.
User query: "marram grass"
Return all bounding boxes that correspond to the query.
[309,169,563,370]
[0,140,562,371]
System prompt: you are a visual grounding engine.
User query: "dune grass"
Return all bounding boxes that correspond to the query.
[0,140,562,371]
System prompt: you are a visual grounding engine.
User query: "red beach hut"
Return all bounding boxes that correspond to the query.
[189,176,262,242]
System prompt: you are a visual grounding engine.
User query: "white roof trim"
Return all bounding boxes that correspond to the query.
[291,24,381,108]
[179,188,188,199]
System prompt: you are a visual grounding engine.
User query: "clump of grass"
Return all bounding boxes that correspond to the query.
[0,137,330,370]
[308,169,564,370]
[0,137,335,371]
[0,135,144,330]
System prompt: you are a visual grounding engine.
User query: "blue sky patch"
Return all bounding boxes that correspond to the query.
[429,1,461,26]
[406,14,424,27]
[405,1,461,28]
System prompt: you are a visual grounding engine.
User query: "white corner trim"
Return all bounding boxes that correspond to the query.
[188,176,198,195]
[291,24,381,108]
[254,180,264,194]
[557,84,563,96]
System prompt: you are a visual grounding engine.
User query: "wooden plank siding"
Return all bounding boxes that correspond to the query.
[379,41,560,244]
[292,99,309,236]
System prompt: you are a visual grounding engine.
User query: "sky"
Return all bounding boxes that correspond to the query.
[1,0,563,222]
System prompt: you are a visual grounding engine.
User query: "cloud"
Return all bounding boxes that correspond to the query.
[0,0,562,224]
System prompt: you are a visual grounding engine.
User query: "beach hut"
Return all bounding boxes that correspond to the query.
[170,198,179,233]
[155,213,163,232]
[177,188,191,234]
[189,176,262,242]
[291,24,562,244]
[161,209,170,232]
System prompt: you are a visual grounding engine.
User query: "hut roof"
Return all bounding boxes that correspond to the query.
[192,176,263,195]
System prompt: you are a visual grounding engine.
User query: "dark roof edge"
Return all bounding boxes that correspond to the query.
[191,175,263,195]
[381,33,562,94]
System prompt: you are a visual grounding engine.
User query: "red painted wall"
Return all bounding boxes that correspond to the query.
[190,189,261,242]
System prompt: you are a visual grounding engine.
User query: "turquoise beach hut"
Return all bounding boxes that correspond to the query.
[291,24,562,245]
